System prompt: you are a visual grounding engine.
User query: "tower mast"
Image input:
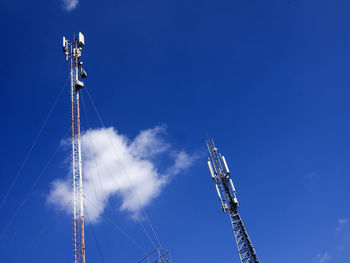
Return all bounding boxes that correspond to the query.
[63,32,88,263]
[206,139,259,263]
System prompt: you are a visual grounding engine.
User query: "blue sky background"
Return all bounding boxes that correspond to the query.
[1,0,350,262]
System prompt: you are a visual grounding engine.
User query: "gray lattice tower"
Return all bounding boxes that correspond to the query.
[63,33,88,263]
[138,248,172,263]
[206,139,259,263]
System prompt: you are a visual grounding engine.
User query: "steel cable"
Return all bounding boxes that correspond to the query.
[0,127,71,240]
[0,75,69,210]
[11,200,72,263]
[82,89,158,249]
[84,87,163,249]
[84,205,105,263]
[80,92,117,262]
[84,196,148,255]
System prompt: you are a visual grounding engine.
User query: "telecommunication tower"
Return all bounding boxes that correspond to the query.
[206,139,259,263]
[63,32,88,263]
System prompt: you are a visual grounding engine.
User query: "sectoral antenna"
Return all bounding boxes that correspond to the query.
[63,33,87,91]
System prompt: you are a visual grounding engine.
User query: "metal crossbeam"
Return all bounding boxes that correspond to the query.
[138,248,172,263]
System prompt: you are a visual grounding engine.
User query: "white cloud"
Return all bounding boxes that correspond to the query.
[47,180,71,209]
[166,151,195,176]
[336,218,349,232]
[47,125,196,223]
[314,252,331,263]
[62,0,79,11]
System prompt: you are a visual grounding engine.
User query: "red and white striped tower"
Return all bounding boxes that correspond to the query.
[63,32,88,263]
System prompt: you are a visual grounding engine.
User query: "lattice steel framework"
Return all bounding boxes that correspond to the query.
[63,33,88,263]
[206,139,259,263]
[138,248,172,263]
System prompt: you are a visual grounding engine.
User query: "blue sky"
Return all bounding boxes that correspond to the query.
[0,0,350,262]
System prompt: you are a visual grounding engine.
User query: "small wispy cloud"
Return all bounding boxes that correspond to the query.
[62,0,79,11]
[47,125,196,223]
[314,252,331,263]
[336,218,349,232]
